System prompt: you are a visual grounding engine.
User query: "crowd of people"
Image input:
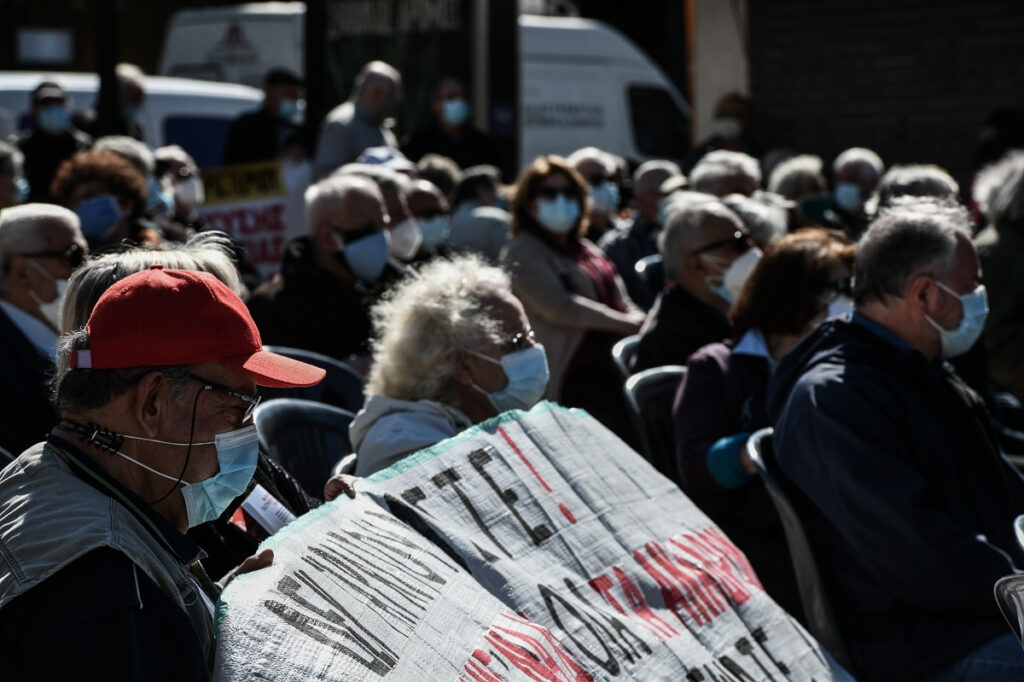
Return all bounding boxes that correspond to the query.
[1,56,1024,681]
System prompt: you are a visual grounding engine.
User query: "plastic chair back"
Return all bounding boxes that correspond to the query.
[254,398,355,499]
[611,334,641,381]
[623,365,686,480]
[995,574,1024,646]
[261,345,366,413]
[635,253,664,302]
[746,428,854,670]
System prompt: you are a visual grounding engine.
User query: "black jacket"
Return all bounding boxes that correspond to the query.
[222,107,302,166]
[631,285,731,373]
[16,126,92,203]
[766,315,1024,681]
[246,236,403,361]
[0,306,58,455]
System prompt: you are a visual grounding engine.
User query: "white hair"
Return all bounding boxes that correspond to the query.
[722,193,788,246]
[974,151,1024,225]
[94,135,155,177]
[367,255,511,403]
[566,146,617,177]
[877,164,959,208]
[304,174,381,235]
[767,154,823,198]
[115,63,146,90]
[689,150,762,195]
[833,147,884,179]
[154,144,195,169]
[0,203,80,291]
[659,196,729,284]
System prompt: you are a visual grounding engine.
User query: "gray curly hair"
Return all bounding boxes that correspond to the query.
[367,255,512,403]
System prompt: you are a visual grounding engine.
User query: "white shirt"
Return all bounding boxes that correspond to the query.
[0,300,56,358]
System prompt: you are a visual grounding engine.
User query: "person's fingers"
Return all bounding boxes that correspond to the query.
[324,476,345,501]
[237,548,274,575]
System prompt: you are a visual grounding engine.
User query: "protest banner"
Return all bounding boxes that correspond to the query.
[215,404,835,680]
[199,161,310,279]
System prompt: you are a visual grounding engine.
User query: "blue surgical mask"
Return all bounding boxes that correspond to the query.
[335,230,390,282]
[833,182,863,213]
[113,424,260,528]
[442,98,470,127]
[75,194,123,242]
[147,177,175,219]
[925,282,989,359]
[590,181,620,214]
[471,344,550,413]
[278,98,300,121]
[13,176,29,204]
[535,195,580,234]
[37,104,70,135]
[419,215,450,249]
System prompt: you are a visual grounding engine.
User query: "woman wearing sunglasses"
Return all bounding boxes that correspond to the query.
[502,155,645,439]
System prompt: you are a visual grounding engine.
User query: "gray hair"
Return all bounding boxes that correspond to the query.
[0,140,23,177]
[853,198,971,306]
[833,147,885,180]
[689,150,762,195]
[877,164,959,208]
[304,173,382,235]
[53,327,194,414]
[566,146,617,177]
[659,196,730,284]
[767,154,823,199]
[0,203,81,292]
[116,63,146,91]
[977,151,1024,228]
[351,60,401,98]
[94,135,155,177]
[367,255,511,403]
[60,231,243,335]
[721,193,788,246]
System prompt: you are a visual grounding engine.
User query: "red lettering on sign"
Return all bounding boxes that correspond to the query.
[633,547,710,626]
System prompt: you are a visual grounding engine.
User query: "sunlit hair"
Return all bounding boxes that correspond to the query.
[50,149,147,217]
[509,155,590,240]
[877,164,959,208]
[367,255,511,403]
[690,150,762,195]
[731,228,855,338]
[767,154,824,199]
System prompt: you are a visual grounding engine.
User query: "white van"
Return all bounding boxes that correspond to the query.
[158,7,691,165]
[159,2,305,88]
[518,15,691,165]
[0,72,262,168]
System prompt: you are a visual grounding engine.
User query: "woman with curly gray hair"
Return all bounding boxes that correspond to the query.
[349,254,549,476]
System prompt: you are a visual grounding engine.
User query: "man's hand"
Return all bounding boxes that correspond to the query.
[218,549,274,590]
[324,474,360,501]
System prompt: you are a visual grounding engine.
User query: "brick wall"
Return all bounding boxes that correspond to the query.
[748,0,1024,188]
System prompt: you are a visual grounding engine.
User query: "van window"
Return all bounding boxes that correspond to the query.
[163,116,234,169]
[627,85,690,160]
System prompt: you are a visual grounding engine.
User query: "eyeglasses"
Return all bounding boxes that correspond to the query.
[691,230,753,256]
[503,329,536,354]
[414,209,449,221]
[536,185,580,201]
[23,243,86,269]
[188,373,261,423]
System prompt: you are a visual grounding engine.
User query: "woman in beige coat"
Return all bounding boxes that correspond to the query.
[501,155,645,438]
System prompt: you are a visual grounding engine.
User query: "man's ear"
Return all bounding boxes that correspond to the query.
[906,273,935,314]
[451,350,475,387]
[132,371,172,438]
[7,254,28,285]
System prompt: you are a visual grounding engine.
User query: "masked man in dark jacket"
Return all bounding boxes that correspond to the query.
[767,199,1024,682]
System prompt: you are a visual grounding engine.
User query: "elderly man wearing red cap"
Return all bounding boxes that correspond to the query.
[0,265,325,680]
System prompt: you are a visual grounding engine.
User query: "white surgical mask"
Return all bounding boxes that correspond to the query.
[27,258,69,329]
[175,175,205,209]
[388,217,423,261]
[712,116,743,140]
[702,247,762,304]
[924,282,989,359]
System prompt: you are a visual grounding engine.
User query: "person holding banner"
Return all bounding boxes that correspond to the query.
[0,265,326,680]
[344,255,549,478]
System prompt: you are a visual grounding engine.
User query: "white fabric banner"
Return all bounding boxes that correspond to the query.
[215,403,834,680]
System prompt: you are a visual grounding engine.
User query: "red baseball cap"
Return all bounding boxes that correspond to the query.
[72,265,325,388]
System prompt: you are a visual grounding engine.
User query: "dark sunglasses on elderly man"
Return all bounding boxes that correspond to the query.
[23,243,87,269]
[691,230,754,256]
[536,185,580,201]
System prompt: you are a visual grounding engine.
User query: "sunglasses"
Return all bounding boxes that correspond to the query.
[188,373,261,423]
[536,185,580,201]
[23,243,87,269]
[692,230,754,256]
[415,209,449,221]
